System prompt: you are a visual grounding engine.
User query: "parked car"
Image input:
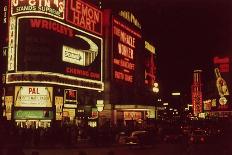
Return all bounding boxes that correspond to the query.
[116,131,128,145]
[188,128,208,144]
[125,130,155,147]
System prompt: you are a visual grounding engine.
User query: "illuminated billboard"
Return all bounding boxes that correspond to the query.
[15,86,53,107]
[65,0,102,35]
[13,16,103,89]
[213,56,231,110]
[144,41,156,86]
[11,0,65,19]
[6,0,103,90]
[112,17,141,83]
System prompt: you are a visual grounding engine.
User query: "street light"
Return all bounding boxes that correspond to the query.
[153,82,159,93]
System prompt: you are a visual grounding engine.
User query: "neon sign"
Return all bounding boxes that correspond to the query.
[11,0,65,19]
[66,0,102,35]
[144,41,156,86]
[112,17,141,83]
[15,16,103,90]
[30,18,74,37]
[118,11,141,29]
[213,56,230,73]
[8,16,16,71]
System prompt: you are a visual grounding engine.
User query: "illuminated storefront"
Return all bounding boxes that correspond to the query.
[1,0,103,127]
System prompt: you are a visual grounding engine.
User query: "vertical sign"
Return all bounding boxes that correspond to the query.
[144,41,156,86]
[112,18,141,83]
[8,16,16,71]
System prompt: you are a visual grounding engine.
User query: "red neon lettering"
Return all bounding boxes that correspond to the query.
[214,57,230,64]
[66,0,102,35]
[118,43,134,59]
[66,67,100,79]
[30,19,73,37]
[125,74,133,82]
[28,87,40,94]
[114,71,124,80]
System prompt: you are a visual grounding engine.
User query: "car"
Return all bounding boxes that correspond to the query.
[125,130,155,147]
[188,129,208,144]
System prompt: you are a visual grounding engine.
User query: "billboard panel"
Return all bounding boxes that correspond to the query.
[144,41,156,86]
[15,86,53,107]
[17,17,102,82]
[213,56,231,110]
[112,17,141,84]
[11,0,65,19]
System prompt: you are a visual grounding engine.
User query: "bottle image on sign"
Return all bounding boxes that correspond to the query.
[215,68,229,97]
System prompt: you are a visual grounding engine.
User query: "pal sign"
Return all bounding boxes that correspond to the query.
[15,86,53,107]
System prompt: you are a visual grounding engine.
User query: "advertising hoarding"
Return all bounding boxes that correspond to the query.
[112,17,141,84]
[6,0,103,90]
[11,0,65,19]
[144,41,156,86]
[213,56,231,110]
[14,110,53,120]
[15,86,53,107]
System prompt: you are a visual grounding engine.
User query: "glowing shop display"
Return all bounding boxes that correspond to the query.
[112,18,141,83]
[124,111,141,120]
[65,0,102,35]
[11,0,65,19]
[15,86,53,107]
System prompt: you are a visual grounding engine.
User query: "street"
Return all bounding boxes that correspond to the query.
[0,143,230,155]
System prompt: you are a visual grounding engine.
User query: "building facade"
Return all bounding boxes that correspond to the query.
[0,0,158,128]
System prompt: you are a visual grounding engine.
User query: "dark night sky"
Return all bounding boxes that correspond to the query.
[135,0,232,99]
[103,0,232,101]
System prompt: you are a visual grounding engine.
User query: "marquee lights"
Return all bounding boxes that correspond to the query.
[6,72,104,91]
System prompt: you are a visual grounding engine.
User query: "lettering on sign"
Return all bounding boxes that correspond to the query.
[8,17,16,71]
[65,0,102,35]
[3,6,8,23]
[11,0,65,19]
[15,86,53,107]
[30,19,74,37]
[112,18,141,83]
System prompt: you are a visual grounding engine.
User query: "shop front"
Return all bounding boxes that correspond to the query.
[113,105,156,129]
